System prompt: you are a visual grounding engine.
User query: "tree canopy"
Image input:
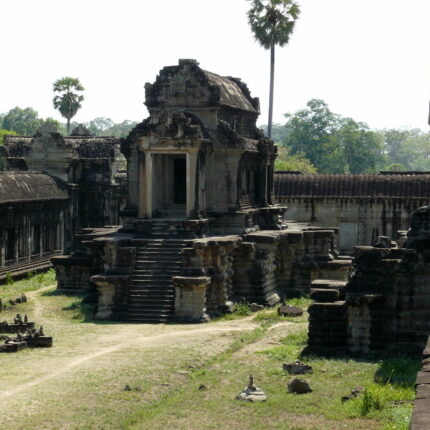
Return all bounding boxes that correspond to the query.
[270,98,430,174]
[53,77,85,135]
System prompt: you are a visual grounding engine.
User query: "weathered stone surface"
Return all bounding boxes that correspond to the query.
[236,386,267,402]
[278,305,303,317]
[287,378,313,394]
[250,303,264,312]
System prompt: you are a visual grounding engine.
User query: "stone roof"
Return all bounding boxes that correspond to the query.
[145,59,259,114]
[274,173,430,199]
[0,172,69,204]
[203,70,258,113]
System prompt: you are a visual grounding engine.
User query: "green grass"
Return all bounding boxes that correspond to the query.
[258,329,418,430]
[0,268,56,303]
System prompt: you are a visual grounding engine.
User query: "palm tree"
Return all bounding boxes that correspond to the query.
[52,77,85,135]
[248,0,300,139]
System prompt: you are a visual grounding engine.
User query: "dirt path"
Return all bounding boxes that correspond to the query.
[0,287,259,400]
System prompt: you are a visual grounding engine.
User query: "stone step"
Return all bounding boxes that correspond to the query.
[136,251,182,255]
[125,315,173,322]
[127,304,174,311]
[310,288,340,302]
[128,289,175,295]
[125,311,173,319]
[135,259,182,265]
[132,272,181,277]
[128,294,174,305]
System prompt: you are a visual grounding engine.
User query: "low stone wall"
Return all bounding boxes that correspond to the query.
[411,336,430,430]
[174,227,348,322]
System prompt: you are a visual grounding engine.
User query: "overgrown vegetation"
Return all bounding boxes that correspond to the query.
[259,329,418,430]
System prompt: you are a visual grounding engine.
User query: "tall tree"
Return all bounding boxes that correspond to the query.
[284,99,344,173]
[1,107,42,135]
[336,118,384,173]
[52,77,84,135]
[248,0,300,139]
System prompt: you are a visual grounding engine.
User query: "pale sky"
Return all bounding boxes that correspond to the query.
[1,0,429,130]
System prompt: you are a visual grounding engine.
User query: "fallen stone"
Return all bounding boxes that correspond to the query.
[283,360,313,375]
[250,303,264,312]
[278,305,303,317]
[287,378,312,394]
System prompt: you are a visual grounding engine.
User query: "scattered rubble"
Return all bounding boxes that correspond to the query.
[283,360,313,375]
[278,305,303,317]
[287,378,313,394]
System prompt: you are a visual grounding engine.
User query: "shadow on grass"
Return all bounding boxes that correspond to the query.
[300,344,421,390]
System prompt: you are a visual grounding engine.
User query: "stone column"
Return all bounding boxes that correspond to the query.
[139,152,153,219]
[186,152,198,218]
[173,276,211,322]
[0,230,5,267]
[27,215,31,262]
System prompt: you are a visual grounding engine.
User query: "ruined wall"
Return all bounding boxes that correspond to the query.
[308,205,430,355]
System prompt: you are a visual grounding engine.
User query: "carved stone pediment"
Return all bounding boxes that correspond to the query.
[137,111,207,140]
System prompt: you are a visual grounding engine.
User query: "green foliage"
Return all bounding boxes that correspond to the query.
[386,163,407,172]
[53,77,85,135]
[284,99,345,173]
[247,0,301,49]
[260,123,291,144]
[87,117,138,138]
[336,118,385,173]
[1,107,42,136]
[0,129,17,145]
[275,146,317,173]
[40,117,65,134]
[5,272,14,285]
[382,128,430,171]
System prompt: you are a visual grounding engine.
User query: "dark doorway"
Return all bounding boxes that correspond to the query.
[173,158,186,204]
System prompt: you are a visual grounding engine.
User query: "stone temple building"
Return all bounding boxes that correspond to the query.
[0,125,126,281]
[53,60,346,323]
[0,172,69,281]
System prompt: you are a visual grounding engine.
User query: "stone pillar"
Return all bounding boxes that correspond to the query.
[186,152,198,218]
[139,152,153,219]
[173,276,211,322]
[0,230,5,267]
[27,216,31,262]
[95,282,116,320]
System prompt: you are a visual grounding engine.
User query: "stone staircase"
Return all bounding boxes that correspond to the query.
[124,239,188,323]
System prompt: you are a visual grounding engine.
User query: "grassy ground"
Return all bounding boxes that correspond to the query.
[0,279,420,430]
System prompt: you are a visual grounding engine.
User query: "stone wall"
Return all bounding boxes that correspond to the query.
[411,336,430,430]
[274,172,430,254]
[308,205,430,356]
